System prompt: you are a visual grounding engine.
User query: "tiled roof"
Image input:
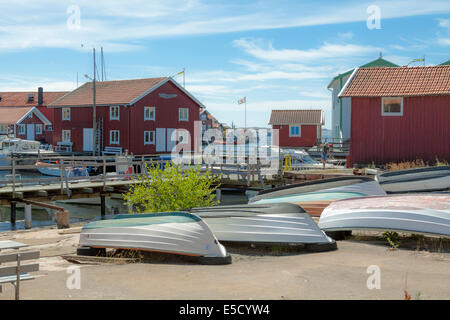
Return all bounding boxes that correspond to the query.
[49,77,168,107]
[0,107,34,124]
[0,91,68,107]
[269,109,324,125]
[340,65,450,97]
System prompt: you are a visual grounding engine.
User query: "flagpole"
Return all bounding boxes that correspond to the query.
[183,67,185,88]
[245,98,247,130]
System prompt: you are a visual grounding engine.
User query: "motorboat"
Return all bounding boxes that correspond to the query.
[318,194,450,237]
[77,211,231,264]
[190,203,336,251]
[375,166,450,193]
[249,176,387,216]
[35,160,90,178]
[0,136,53,167]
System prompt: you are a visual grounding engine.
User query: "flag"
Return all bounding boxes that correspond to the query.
[238,97,246,104]
[175,70,185,76]
[411,58,424,62]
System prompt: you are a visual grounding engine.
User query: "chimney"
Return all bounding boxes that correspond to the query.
[38,87,43,106]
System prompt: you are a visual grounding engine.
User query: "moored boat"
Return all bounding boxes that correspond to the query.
[77,212,231,264]
[318,194,450,237]
[36,160,89,178]
[375,166,450,193]
[249,177,386,216]
[190,203,336,251]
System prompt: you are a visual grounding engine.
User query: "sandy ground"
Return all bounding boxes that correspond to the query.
[0,224,449,300]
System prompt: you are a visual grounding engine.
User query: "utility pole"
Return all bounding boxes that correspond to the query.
[93,48,97,156]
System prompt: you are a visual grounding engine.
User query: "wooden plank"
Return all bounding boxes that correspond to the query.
[0,264,39,276]
[81,188,94,194]
[0,240,28,250]
[0,274,35,284]
[0,251,40,263]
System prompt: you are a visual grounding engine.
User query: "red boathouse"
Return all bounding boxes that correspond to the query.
[339,65,450,165]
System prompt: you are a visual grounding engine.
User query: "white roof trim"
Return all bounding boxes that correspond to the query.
[338,67,359,98]
[16,107,52,126]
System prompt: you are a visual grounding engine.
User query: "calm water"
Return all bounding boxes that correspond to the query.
[0,170,249,231]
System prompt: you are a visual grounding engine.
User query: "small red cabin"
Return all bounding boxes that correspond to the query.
[48,77,204,155]
[269,109,324,148]
[339,65,450,165]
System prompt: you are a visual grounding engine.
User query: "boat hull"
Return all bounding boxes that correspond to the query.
[78,212,230,263]
[191,203,336,248]
[318,194,450,237]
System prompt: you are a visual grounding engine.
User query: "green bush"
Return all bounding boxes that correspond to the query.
[123,161,220,213]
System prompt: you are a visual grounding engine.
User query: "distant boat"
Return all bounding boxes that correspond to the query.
[77,212,231,264]
[0,137,52,167]
[35,160,89,178]
[190,203,336,251]
[318,194,450,237]
[249,176,386,216]
[375,166,450,193]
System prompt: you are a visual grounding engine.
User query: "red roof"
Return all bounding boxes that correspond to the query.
[269,109,324,125]
[340,65,450,97]
[49,77,168,107]
[0,107,36,124]
[0,91,68,107]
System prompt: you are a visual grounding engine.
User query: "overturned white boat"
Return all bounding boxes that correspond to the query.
[318,194,450,237]
[77,212,231,264]
[249,177,387,216]
[190,203,336,251]
[376,166,450,193]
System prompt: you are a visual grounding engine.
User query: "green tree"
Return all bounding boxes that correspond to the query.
[123,162,220,213]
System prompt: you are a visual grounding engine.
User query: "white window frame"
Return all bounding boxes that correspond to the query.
[62,130,71,142]
[110,105,120,120]
[62,108,71,121]
[18,124,26,135]
[144,130,155,145]
[110,130,120,145]
[289,125,301,137]
[382,97,403,116]
[35,124,42,135]
[179,108,189,121]
[46,125,53,132]
[144,106,156,121]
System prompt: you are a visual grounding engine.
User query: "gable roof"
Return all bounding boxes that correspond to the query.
[0,106,51,125]
[48,77,205,108]
[339,65,450,97]
[269,109,324,125]
[328,57,399,88]
[0,91,68,107]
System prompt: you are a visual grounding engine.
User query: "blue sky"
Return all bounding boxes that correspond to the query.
[0,0,449,129]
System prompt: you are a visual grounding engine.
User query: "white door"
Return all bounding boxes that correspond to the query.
[166,128,176,153]
[83,128,94,152]
[26,124,35,140]
[156,128,166,152]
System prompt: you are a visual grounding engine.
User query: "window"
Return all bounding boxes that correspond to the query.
[110,106,120,120]
[179,108,189,121]
[144,106,155,120]
[35,124,42,135]
[144,131,155,145]
[382,97,403,116]
[62,108,70,120]
[18,124,26,135]
[110,130,120,145]
[0,124,8,134]
[289,125,301,137]
[62,130,71,142]
[46,125,53,132]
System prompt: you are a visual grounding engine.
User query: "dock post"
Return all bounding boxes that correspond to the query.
[216,188,222,204]
[24,204,32,229]
[100,193,106,219]
[10,201,17,227]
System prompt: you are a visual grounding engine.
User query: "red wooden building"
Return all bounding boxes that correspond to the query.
[269,110,324,148]
[0,89,67,144]
[48,77,204,155]
[339,65,450,165]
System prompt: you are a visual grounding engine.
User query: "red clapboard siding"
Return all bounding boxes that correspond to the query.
[349,96,450,165]
[273,124,318,148]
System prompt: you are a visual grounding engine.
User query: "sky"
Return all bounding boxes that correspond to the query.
[0,0,449,129]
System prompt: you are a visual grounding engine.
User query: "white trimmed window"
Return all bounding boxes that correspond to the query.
[18,124,26,135]
[110,106,120,120]
[179,108,189,121]
[62,108,70,120]
[0,124,8,134]
[382,97,403,116]
[62,130,71,142]
[289,125,301,137]
[144,106,155,120]
[144,131,155,145]
[46,125,53,132]
[110,130,120,145]
[35,124,42,135]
